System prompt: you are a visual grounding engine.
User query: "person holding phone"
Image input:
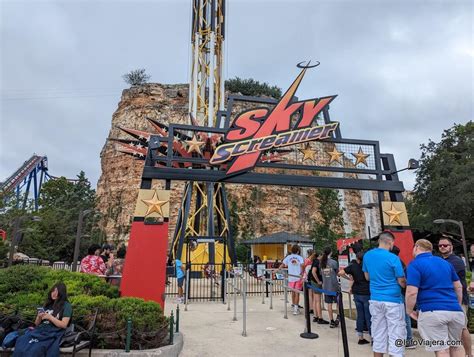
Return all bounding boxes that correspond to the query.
[13,282,72,356]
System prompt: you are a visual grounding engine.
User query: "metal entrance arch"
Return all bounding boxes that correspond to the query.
[119,70,414,307]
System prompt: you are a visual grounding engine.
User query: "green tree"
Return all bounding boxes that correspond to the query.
[408,121,473,240]
[18,171,103,262]
[225,77,282,99]
[309,188,345,252]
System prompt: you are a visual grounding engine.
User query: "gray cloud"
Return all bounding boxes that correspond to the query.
[1,0,472,192]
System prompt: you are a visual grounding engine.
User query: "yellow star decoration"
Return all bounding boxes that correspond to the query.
[326,147,344,164]
[141,191,169,217]
[186,135,205,154]
[351,147,370,166]
[384,203,404,225]
[299,144,316,162]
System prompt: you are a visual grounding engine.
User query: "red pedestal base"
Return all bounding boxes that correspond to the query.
[121,221,168,308]
[391,229,415,266]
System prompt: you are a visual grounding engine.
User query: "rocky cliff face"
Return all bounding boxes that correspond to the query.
[96,84,375,245]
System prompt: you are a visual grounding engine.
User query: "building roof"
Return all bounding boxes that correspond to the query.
[241,231,313,245]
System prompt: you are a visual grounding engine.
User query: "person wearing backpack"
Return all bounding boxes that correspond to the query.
[13,282,72,357]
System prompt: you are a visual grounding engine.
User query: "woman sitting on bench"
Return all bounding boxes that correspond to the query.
[14,282,72,357]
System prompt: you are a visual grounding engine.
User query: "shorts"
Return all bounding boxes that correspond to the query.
[289,280,303,291]
[462,304,468,327]
[369,300,406,357]
[177,277,185,288]
[418,310,465,352]
[310,281,323,295]
[324,294,337,304]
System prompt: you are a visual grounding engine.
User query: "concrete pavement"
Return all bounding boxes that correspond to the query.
[165,295,436,357]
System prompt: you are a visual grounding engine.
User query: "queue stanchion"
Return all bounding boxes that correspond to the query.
[300,282,318,339]
[261,276,265,304]
[227,272,231,311]
[269,271,273,310]
[265,270,269,297]
[223,270,227,305]
[233,273,237,321]
[337,291,350,357]
[184,269,190,311]
[283,270,288,319]
[242,271,247,337]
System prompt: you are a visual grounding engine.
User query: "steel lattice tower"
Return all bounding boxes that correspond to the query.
[171,0,236,267]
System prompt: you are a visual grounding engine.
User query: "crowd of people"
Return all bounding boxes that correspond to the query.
[280,232,473,357]
[79,243,126,285]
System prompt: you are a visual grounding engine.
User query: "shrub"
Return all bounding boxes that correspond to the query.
[0,265,168,349]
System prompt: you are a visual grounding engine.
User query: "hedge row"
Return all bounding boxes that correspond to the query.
[0,266,168,349]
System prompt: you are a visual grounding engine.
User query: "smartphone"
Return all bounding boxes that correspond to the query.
[37,307,45,313]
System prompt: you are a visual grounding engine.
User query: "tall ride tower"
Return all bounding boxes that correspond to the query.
[171,0,236,267]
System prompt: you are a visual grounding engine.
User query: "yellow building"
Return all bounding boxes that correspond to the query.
[241,232,314,262]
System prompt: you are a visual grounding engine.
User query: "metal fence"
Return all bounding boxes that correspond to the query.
[165,263,285,302]
[10,258,81,272]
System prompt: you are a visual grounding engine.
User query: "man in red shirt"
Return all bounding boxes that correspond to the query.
[80,244,107,275]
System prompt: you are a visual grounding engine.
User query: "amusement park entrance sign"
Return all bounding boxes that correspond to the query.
[211,64,338,174]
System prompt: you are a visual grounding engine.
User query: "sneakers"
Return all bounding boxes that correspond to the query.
[292,305,300,315]
[358,339,370,345]
[330,320,337,328]
[406,339,416,349]
[317,318,329,325]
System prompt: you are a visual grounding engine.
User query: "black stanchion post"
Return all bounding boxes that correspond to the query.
[265,270,269,298]
[176,305,180,333]
[338,292,350,357]
[169,311,174,345]
[300,282,318,339]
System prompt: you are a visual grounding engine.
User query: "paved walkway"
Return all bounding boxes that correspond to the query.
[165,295,437,357]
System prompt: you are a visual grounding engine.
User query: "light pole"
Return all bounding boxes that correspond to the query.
[72,209,92,272]
[357,203,378,248]
[433,219,469,270]
[8,215,41,267]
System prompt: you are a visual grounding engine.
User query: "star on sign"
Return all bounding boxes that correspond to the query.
[141,191,169,217]
[186,135,205,154]
[326,147,344,164]
[299,144,316,162]
[384,203,404,225]
[351,147,370,166]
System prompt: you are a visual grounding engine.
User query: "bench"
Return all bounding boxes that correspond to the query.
[0,309,97,357]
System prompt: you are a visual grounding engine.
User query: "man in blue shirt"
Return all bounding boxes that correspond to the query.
[406,239,464,356]
[438,236,472,357]
[175,258,185,304]
[363,231,406,357]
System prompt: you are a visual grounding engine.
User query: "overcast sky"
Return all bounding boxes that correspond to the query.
[1,0,472,192]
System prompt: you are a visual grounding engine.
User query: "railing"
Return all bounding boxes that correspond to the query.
[165,263,285,302]
[225,269,247,336]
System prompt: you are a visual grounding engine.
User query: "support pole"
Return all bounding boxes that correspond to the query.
[125,317,132,352]
[242,272,247,337]
[185,269,190,311]
[338,292,350,357]
[269,271,273,310]
[283,270,288,319]
[300,282,318,339]
[176,305,180,333]
[227,272,231,311]
[233,273,237,321]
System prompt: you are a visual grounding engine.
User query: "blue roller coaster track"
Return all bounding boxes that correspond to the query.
[0,155,51,210]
